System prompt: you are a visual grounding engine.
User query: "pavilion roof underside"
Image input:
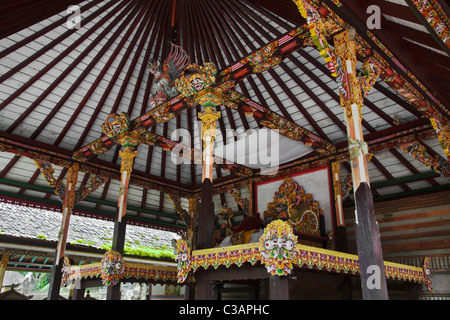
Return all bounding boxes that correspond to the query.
[0,0,449,230]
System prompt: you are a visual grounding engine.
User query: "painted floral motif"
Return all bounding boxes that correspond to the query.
[399,141,450,178]
[175,239,192,283]
[422,257,434,292]
[259,220,299,276]
[430,118,450,158]
[295,0,338,77]
[61,257,71,287]
[412,0,449,47]
[100,250,125,286]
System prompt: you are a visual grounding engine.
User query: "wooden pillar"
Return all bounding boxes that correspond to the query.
[195,106,220,299]
[188,197,198,249]
[195,270,214,300]
[198,178,215,249]
[331,162,348,252]
[334,27,388,300]
[248,179,255,217]
[47,163,79,300]
[0,254,9,291]
[331,162,345,227]
[72,279,86,300]
[184,285,195,300]
[269,275,289,300]
[355,183,388,300]
[106,145,138,300]
[405,282,421,300]
[197,106,220,250]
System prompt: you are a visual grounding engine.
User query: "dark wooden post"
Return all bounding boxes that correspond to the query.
[195,270,214,300]
[196,106,221,299]
[355,183,388,300]
[331,162,349,252]
[332,27,388,300]
[72,279,86,300]
[269,275,289,300]
[47,163,79,300]
[197,178,215,249]
[184,285,195,300]
[405,282,421,300]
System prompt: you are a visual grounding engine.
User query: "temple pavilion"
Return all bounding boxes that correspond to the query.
[0,0,449,300]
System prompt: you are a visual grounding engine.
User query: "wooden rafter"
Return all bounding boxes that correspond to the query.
[73,24,310,161]
[325,0,450,116]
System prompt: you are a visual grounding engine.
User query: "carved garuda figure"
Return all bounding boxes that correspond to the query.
[148,43,190,110]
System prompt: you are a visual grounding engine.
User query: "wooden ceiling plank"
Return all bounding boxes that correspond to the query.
[371,156,411,192]
[198,0,240,64]
[54,0,156,147]
[0,0,85,39]
[191,1,220,68]
[383,18,444,52]
[328,0,450,117]
[372,83,424,119]
[0,0,103,60]
[215,0,257,53]
[358,0,421,24]
[0,0,117,88]
[402,0,450,56]
[0,155,21,179]
[246,0,300,32]
[285,55,347,133]
[18,169,41,195]
[227,0,283,39]
[222,0,269,49]
[185,0,203,64]
[109,1,157,116]
[4,0,135,137]
[389,148,439,187]
[72,0,157,151]
[201,0,246,62]
[248,0,303,27]
[276,63,340,140]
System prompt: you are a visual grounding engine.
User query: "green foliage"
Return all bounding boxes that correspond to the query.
[123,244,175,259]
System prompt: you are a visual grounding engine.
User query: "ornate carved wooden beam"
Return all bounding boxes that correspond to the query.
[320,0,450,122]
[403,0,450,56]
[397,139,450,178]
[73,24,310,161]
[0,130,193,197]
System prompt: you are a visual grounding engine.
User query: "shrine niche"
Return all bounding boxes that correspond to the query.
[264,177,323,245]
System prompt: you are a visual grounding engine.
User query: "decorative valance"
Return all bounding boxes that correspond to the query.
[61,251,185,287]
[175,220,432,291]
